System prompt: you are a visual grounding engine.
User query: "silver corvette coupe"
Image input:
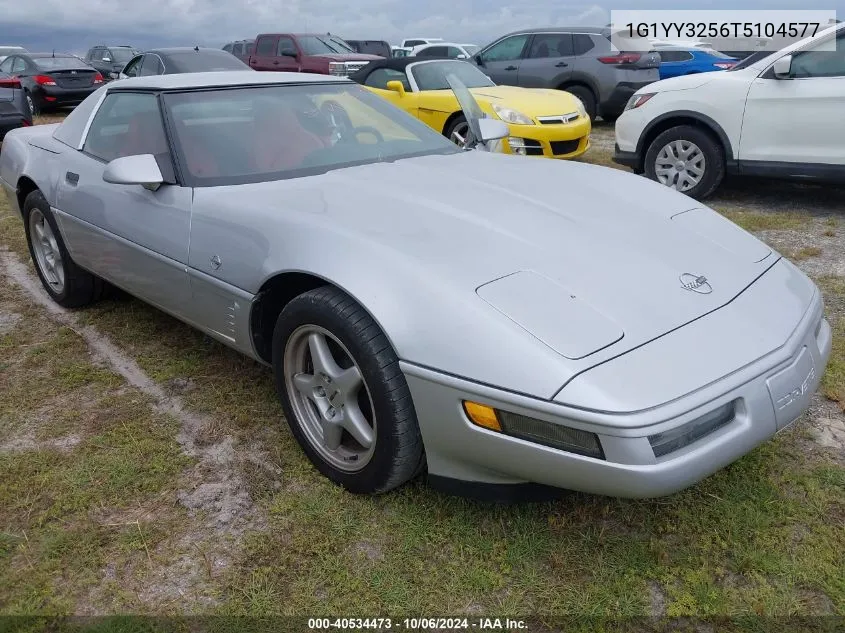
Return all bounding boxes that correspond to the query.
[0,71,831,500]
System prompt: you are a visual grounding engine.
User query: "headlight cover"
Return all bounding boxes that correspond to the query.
[624,93,655,111]
[492,104,533,125]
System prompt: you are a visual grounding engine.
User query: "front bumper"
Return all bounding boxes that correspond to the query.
[403,269,830,499]
[613,144,640,169]
[500,116,591,160]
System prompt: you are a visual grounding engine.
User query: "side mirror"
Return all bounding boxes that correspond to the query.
[772,54,792,79]
[456,54,468,59]
[103,154,164,191]
[280,48,298,58]
[477,118,509,143]
[385,80,406,96]
[474,54,484,66]
[102,57,111,63]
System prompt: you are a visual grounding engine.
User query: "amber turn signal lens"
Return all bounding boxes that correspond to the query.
[463,401,501,432]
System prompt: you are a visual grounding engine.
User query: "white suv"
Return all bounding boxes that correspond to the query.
[614,23,844,199]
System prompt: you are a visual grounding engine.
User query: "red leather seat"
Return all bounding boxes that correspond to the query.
[252,105,328,172]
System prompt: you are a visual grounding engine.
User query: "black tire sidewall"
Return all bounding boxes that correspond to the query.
[644,125,725,199]
[563,86,596,121]
[271,288,424,493]
[23,191,72,304]
[445,114,467,142]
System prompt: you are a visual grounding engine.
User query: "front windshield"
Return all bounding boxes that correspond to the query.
[727,50,774,70]
[111,48,136,62]
[164,83,459,186]
[299,36,355,55]
[411,60,495,90]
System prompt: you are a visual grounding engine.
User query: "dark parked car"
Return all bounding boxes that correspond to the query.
[472,27,660,121]
[120,47,250,78]
[248,33,381,77]
[85,45,138,80]
[342,39,391,58]
[0,72,32,138]
[223,39,255,63]
[0,53,103,114]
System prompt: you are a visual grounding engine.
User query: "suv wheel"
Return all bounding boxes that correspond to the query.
[644,125,724,199]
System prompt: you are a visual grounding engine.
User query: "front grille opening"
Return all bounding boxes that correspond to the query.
[550,139,581,155]
[497,410,605,459]
[648,401,736,458]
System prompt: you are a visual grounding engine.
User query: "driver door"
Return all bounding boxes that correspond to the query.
[475,34,529,85]
[54,91,194,318]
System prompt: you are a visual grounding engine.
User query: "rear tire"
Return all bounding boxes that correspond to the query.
[272,286,425,494]
[562,85,596,121]
[23,190,106,308]
[24,90,38,117]
[644,125,724,200]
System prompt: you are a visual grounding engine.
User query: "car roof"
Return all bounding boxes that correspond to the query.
[501,26,609,36]
[109,70,349,90]
[145,47,230,55]
[29,52,77,58]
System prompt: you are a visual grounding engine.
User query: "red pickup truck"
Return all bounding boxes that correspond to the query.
[249,33,383,78]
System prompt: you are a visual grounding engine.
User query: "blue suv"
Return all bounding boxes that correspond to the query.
[655,46,738,79]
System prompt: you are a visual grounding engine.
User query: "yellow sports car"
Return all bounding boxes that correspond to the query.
[351,58,591,159]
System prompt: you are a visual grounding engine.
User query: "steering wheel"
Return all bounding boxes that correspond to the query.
[351,125,384,144]
[321,100,355,140]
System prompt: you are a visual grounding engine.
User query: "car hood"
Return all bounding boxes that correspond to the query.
[469,85,583,117]
[196,152,776,365]
[640,72,722,94]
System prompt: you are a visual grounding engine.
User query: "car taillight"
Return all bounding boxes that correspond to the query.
[0,76,21,89]
[597,53,642,64]
[34,75,56,86]
[93,72,104,84]
[22,119,32,126]
[713,63,736,70]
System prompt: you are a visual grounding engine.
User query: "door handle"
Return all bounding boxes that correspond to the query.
[505,65,517,71]
[65,172,79,185]
[273,60,279,65]
[555,61,569,67]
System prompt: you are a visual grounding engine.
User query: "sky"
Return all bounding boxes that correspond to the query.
[2,0,841,55]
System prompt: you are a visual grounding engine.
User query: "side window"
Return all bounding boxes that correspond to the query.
[482,35,529,62]
[419,46,446,57]
[789,31,845,78]
[246,42,255,55]
[659,51,678,62]
[527,34,574,59]
[446,47,464,58]
[277,36,296,55]
[123,56,143,77]
[364,68,410,90]
[223,44,233,53]
[82,92,171,167]
[0,58,13,73]
[87,48,98,61]
[140,54,164,76]
[405,40,425,47]
[572,34,595,56]
[232,43,242,56]
[12,58,26,74]
[255,37,275,56]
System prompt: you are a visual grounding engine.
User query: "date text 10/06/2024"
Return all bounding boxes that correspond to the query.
[308,618,529,630]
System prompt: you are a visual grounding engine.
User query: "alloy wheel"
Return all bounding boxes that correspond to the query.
[449,121,470,148]
[29,209,65,293]
[283,324,377,472]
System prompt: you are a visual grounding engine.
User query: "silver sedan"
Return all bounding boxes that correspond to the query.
[0,71,831,499]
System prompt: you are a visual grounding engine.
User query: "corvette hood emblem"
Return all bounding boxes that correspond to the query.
[680,273,712,294]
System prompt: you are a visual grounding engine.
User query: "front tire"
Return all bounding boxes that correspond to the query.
[23,190,106,308]
[272,286,425,494]
[444,115,469,147]
[644,125,725,199]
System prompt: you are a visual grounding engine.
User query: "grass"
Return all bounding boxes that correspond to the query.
[0,122,843,625]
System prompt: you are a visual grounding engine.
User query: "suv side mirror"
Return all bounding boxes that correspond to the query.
[280,48,297,58]
[102,56,111,63]
[772,54,792,79]
[385,80,406,96]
